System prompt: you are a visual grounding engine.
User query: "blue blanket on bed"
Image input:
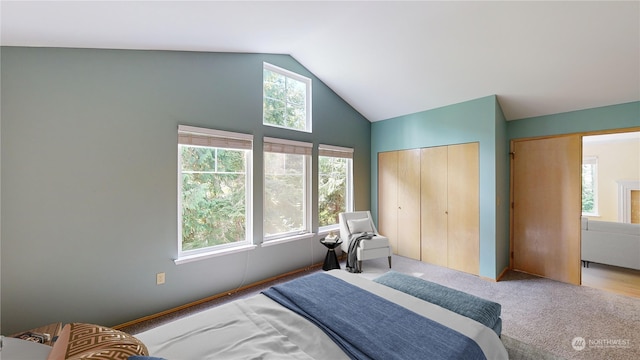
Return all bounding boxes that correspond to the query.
[262,273,486,360]
[373,271,502,336]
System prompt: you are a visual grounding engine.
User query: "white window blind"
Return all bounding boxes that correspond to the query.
[178,125,253,150]
[264,137,312,155]
[319,144,353,159]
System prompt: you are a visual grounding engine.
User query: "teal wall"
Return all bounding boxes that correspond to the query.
[0,47,371,334]
[494,98,510,276]
[508,101,639,140]
[370,98,638,281]
[371,95,504,279]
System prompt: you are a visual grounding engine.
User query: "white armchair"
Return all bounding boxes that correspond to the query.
[339,211,392,272]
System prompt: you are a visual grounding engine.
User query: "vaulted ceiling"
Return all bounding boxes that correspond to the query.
[2,1,638,122]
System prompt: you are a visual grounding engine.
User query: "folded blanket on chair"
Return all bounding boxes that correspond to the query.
[346,232,373,273]
[373,271,502,336]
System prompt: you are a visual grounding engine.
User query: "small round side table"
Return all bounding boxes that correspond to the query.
[320,237,343,271]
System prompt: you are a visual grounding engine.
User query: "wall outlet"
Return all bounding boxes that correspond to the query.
[156,272,166,285]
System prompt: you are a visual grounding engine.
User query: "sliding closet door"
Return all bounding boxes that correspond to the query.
[397,149,421,260]
[378,151,399,253]
[512,135,582,285]
[447,142,479,275]
[420,146,448,267]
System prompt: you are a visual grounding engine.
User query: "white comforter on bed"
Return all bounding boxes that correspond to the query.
[136,270,508,359]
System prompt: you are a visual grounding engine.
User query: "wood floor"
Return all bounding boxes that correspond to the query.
[581,262,640,298]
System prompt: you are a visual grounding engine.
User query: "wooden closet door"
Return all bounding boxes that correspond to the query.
[397,149,421,260]
[447,142,479,275]
[512,135,581,285]
[378,151,399,253]
[420,146,448,266]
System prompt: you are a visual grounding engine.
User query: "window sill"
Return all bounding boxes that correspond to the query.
[318,225,339,237]
[174,244,257,265]
[262,232,315,247]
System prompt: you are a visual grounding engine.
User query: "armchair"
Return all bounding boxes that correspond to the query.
[339,211,392,272]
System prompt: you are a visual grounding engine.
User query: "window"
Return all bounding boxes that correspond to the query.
[582,156,598,216]
[318,144,354,231]
[177,125,253,259]
[263,137,312,241]
[263,62,312,132]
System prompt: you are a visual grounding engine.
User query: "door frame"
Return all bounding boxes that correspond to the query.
[509,127,640,284]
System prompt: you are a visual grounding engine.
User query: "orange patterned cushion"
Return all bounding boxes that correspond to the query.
[47,323,148,360]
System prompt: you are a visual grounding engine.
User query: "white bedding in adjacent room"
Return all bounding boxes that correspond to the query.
[136,270,507,359]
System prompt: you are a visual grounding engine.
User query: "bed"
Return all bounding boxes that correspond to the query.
[135,270,508,360]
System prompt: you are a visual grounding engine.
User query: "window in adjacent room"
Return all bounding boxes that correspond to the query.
[177,125,253,259]
[582,156,598,216]
[263,62,312,132]
[318,144,354,231]
[263,137,312,242]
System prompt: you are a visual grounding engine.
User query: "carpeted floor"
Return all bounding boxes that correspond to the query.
[358,255,640,360]
[122,255,640,360]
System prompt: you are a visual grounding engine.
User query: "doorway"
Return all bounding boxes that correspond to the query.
[511,134,582,285]
[581,130,640,297]
[510,128,640,289]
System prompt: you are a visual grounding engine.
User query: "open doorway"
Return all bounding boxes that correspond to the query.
[581,130,640,297]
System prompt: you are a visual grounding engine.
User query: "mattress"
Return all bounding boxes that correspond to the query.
[136,270,508,359]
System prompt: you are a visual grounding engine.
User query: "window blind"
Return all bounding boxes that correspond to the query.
[319,144,354,159]
[264,137,312,155]
[178,125,253,150]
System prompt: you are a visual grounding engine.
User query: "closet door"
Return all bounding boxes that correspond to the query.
[447,142,479,275]
[420,146,448,266]
[512,135,581,285]
[378,151,399,253]
[397,149,421,260]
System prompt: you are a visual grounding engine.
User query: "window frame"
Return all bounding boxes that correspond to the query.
[582,156,599,217]
[318,144,354,233]
[263,137,313,243]
[176,125,254,264]
[262,62,312,133]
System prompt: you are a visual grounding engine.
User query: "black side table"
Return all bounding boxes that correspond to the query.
[320,237,343,271]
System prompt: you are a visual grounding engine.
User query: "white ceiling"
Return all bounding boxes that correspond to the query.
[1,1,638,122]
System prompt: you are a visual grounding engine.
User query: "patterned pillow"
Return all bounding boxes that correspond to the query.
[47,323,148,360]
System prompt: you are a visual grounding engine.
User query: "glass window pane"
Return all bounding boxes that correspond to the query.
[263,63,311,132]
[319,156,349,227]
[286,103,306,130]
[180,145,247,251]
[582,162,596,213]
[180,146,216,172]
[264,98,286,127]
[286,77,306,105]
[264,152,304,236]
[216,149,245,173]
[264,69,285,96]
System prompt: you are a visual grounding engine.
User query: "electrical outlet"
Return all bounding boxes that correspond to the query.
[156,272,166,285]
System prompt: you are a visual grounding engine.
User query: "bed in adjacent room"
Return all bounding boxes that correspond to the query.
[135,270,508,360]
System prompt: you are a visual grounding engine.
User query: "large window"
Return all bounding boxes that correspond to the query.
[582,156,598,216]
[177,125,253,259]
[318,144,354,230]
[263,137,312,241]
[263,62,312,132]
